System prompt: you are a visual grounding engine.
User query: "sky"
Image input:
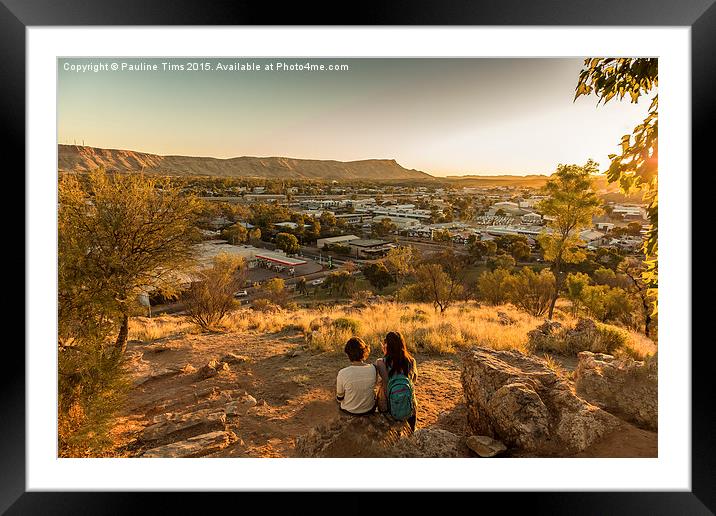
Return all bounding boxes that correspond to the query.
[58,58,653,177]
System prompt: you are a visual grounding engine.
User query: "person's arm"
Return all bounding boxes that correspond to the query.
[374,358,389,390]
[336,371,345,404]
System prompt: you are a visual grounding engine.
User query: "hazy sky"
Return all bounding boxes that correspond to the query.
[58,57,653,177]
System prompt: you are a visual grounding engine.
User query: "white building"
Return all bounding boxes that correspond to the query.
[579,229,609,249]
[521,212,543,225]
[487,201,525,217]
[612,204,647,220]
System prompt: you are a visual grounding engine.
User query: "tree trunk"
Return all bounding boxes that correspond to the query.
[644,308,651,338]
[548,268,564,320]
[114,312,129,357]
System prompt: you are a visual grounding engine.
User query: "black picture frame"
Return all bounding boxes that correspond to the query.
[6,0,709,513]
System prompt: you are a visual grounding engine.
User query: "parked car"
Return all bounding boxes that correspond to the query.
[234,290,248,298]
[310,278,324,286]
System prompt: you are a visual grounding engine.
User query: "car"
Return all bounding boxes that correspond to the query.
[310,278,324,286]
[233,290,248,298]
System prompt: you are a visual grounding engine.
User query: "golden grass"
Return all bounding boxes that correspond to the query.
[131,301,657,360]
[219,301,542,355]
[128,315,197,342]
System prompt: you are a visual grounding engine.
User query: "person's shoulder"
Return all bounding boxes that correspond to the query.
[337,366,351,377]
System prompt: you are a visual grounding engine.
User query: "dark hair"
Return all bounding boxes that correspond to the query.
[344,337,370,362]
[384,331,414,377]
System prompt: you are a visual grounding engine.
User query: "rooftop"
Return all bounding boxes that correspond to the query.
[349,239,390,248]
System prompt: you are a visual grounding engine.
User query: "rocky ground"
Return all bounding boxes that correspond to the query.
[111,328,656,458]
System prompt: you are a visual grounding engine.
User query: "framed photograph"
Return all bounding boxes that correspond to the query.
[8,0,710,512]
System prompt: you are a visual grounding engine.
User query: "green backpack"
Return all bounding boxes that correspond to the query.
[386,364,416,421]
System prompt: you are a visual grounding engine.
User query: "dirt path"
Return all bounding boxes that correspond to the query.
[113,329,655,458]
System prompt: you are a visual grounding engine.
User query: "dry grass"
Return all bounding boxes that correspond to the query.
[219,301,542,355]
[129,301,657,360]
[128,315,197,342]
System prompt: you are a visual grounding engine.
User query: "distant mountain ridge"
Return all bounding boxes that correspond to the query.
[57,145,435,181]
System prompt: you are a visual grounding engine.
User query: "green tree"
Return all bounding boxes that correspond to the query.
[383,246,420,287]
[257,278,287,306]
[580,284,632,323]
[467,236,497,264]
[275,232,300,254]
[58,169,200,356]
[432,229,452,242]
[295,276,308,296]
[247,227,262,244]
[487,253,516,271]
[592,267,620,287]
[221,223,248,245]
[620,257,654,337]
[414,263,464,314]
[537,161,603,319]
[371,218,397,238]
[565,272,591,316]
[319,211,337,228]
[324,270,356,297]
[575,58,658,313]
[477,268,512,305]
[506,267,556,317]
[184,254,246,330]
[362,262,394,291]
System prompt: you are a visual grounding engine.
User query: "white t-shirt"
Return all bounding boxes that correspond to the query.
[336,364,377,414]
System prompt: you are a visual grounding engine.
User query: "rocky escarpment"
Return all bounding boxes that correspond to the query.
[461,347,622,455]
[58,144,434,180]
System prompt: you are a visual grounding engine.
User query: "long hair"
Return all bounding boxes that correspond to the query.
[384,331,414,377]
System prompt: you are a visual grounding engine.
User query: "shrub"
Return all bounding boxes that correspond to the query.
[400,312,429,324]
[506,267,555,317]
[594,323,630,354]
[306,326,354,353]
[251,298,282,312]
[580,285,632,323]
[184,253,245,331]
[477,268,512,305]
[487,253,516,270]
[58,341,130,457]
[332,317,362,334]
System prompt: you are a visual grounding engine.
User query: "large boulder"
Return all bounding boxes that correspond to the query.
[461,347,620,455]
[574,351,658,431]
[294,413,413,458]
[526,320,563,351]
[294,412,471,458]
[466,435,507,457]
[396,428,471,458]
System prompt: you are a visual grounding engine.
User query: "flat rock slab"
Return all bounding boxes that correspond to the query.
[141,408,227,445]
[133,366,184,386]
[195,359,231,381]
[220,353,251,365]
[466,435,507,457]
[142,431,239,458]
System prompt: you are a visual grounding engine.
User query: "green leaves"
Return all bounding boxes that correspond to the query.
[576,58,658,311]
